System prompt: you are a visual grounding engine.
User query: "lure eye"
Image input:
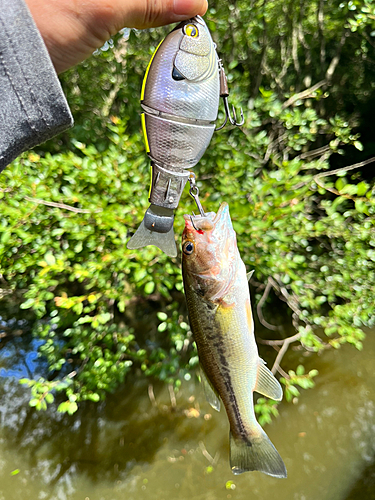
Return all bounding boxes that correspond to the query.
[184,24,199,38]
[183,241,195,255]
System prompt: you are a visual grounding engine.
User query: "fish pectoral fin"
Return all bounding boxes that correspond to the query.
[230,429,287,478]
[199,367,221,412]
[254,359,283,401]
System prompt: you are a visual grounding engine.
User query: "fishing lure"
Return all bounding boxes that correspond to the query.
[127,15,243,257]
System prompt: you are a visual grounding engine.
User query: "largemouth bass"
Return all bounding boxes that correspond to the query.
[182,203,287,478]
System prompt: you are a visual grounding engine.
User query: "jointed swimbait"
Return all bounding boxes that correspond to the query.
[127,16,243,257]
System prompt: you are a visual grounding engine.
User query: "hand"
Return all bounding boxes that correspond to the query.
[25,0,208,74]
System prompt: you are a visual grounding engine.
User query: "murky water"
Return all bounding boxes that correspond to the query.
[0,328,375,500]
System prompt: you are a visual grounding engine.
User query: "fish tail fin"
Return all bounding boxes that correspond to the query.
[230,427,287,478]
[127,205,177,257]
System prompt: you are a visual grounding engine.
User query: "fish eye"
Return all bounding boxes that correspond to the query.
[184,24,199,38]
[183,241,195,255]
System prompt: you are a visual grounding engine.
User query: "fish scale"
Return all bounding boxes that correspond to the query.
[187,275,259,439]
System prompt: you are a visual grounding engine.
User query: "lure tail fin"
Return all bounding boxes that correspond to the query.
[127,204,177,257]
[230,428,287,478]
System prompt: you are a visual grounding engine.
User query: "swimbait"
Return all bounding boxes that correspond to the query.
[127,16,243,257]
[181,203,287,478]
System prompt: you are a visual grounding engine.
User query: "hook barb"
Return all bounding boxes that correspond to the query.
[229,102,244,126]
[190,215,199,231]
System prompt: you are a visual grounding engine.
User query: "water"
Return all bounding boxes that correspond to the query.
[0,329,375,500]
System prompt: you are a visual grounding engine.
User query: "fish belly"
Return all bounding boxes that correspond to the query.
[184,281,287,478]
[184,271,259,440]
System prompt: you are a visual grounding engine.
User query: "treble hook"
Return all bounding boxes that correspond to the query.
[215,61,245,131]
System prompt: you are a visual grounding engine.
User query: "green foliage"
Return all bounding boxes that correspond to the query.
[20,376,74,412]
[281,366,319,403]
[254,398,280,426]
[1,0,375,415]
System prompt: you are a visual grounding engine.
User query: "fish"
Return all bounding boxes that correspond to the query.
[127,16,221,258]
[181,203,287,478]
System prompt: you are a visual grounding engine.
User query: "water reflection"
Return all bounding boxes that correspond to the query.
[0,328,375,500]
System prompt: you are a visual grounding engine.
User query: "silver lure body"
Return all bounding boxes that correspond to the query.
[127,16,220,257]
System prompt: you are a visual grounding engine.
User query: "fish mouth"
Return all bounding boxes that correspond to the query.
[183,202,230,233]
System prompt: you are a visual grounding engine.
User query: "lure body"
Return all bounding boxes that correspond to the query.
[127,16,220,257]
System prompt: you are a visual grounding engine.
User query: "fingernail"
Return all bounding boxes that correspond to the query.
[173,0,208,16]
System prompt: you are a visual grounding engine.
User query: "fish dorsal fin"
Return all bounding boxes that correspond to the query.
[200,367,221,412]
[247,270,254,282]
[254,359,283,401]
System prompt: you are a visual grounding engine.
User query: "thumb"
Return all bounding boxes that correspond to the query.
[25,0,208,73]
[114,0,208,30]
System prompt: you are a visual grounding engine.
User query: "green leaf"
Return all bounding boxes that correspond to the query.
[296,365,305,376]
[158,322,167,332]
[87,393,100,402]
[44,252,56,266]
[19,378,33,386]
[45,393,54,404]
[144,281,155,294]
[357,181,369,196]
[1,230,11,245]
[57,401,71,413]
[20,298,35,310]
[355,199,369,214]
[67,402,78,415]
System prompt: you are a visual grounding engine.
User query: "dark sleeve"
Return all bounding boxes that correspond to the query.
[0,0,73,172]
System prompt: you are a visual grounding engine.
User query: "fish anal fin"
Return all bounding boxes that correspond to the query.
[254,359,283,401]
[200,367,221,412]
[230,429,287,478]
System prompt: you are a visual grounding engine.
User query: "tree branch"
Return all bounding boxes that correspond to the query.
[314,157,375,200]
[271,332,302,375]
[256,277,280,331]
[282,79,326,109]
[24,196,102,214]
[296,144,331,160]
[317,0,326,76]
[292,24,301,76]
[325,28,349,83]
